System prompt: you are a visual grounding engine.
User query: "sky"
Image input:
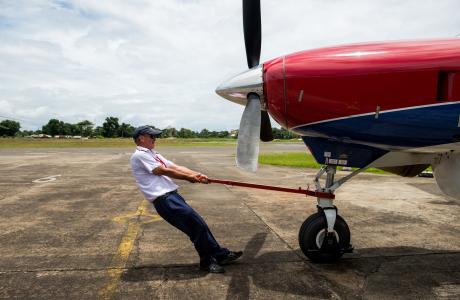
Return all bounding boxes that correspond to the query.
[1,0,460,131]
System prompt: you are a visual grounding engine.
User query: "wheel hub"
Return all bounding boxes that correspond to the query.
[315,228,339,248]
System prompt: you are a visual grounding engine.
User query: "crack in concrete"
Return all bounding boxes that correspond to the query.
[131,210,144,268]
[359,261,384,299]
[340,251,460,261]
[222,184,304,259]
[0,259,304,274]
[3,251,458,274]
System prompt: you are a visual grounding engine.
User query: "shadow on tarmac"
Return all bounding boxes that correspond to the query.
[122,233,460,299]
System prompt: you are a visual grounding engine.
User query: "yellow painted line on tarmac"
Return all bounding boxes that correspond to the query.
[98,200,162,300]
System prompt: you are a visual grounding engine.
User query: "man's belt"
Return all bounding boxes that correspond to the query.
[155,190,177,202]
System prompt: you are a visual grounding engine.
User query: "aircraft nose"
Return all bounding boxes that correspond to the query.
[215,65,264,106]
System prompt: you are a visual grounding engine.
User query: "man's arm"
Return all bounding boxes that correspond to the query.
[152,165,202,183]
[161,162,209,183]
[169,163,198,175]
[169,163,209,183]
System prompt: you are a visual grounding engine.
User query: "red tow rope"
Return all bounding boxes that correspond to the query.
[207,178,335,199]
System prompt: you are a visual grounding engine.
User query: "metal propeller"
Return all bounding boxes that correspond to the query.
[237,93,261,172]
[236,0,273,172]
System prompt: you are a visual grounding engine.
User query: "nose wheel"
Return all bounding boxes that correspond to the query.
[298,165,362,262]
[298,211,352,263]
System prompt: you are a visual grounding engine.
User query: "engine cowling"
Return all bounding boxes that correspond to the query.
[433,152,460,200]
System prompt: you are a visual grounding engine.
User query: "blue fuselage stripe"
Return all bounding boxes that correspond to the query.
[294,102,460,149]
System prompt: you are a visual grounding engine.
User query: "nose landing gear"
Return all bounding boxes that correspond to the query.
[298,165,361,263]
[208,165,363,263]
[299,210,352,262]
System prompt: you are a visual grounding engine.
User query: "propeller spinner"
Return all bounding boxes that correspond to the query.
[215,0,273,172]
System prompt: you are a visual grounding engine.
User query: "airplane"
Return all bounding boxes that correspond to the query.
[215,0,460,263]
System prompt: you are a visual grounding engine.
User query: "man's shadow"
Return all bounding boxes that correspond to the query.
[121,233,270,284]
[121,232,334,298]
[122,233,460,299]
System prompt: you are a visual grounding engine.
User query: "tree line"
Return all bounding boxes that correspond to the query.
[0,117,299,139]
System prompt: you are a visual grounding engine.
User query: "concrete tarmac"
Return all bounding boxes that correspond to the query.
[0,143,459,299]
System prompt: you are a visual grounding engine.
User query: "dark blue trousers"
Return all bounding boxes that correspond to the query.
[153,191,229,266]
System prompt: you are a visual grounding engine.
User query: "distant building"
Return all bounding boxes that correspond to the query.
[229,129,238,138]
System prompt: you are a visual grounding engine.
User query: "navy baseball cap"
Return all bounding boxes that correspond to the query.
[132,126,162,140]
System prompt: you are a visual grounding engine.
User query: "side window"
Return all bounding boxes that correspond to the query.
[437,71,460,101]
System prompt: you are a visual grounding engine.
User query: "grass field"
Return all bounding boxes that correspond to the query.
[0,137,305,148]
[0,138,239,148]
[259,152,389,174]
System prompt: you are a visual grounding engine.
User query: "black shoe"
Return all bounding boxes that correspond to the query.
[218,251,243,265]
[200,261,225,273]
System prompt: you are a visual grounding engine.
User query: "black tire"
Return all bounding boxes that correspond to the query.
[298,212,350,263]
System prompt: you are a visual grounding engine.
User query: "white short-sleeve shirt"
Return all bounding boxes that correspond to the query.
[130,146,179,202]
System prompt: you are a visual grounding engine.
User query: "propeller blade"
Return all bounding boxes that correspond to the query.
[236,94,261,172]
[243,0,261,68]
[260,110,273,142]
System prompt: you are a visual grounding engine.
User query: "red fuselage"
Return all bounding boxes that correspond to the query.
[264,38,460,130]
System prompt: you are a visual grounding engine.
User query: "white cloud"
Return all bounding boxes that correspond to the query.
[1,0,460,130]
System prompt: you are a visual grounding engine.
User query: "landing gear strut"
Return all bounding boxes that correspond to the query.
[208,166,361,262]
[298,165,360,263]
